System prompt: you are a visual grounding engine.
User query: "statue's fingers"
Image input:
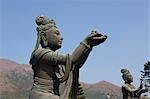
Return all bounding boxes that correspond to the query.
[93,35,107,40]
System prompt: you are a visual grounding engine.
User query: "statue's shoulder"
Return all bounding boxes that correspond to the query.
[33,48,51,55]
[32,48,51,58]
[122,83,136,91]
[30,48,52,65]
[122,84,130,89]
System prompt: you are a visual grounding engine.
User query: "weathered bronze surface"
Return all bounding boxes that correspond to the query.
[121,69,147,99]
[29,15,107,99]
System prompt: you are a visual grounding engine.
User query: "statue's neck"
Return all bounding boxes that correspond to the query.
[45,46,56,52]
[125,82,131,85]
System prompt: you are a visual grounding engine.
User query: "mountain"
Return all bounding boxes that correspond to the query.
[80,81,122,99]
[0,59,122,99]
[0,59,33,98]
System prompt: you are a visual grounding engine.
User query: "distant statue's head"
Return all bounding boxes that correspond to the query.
[121,69,133,83]
[35,15,63,51]
[144,61,150,70]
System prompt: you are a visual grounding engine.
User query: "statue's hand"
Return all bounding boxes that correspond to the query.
[84,30,107,47]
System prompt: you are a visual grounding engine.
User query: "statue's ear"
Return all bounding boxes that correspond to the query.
[41,33,48,47]
[122,76,127,82]
[124,77,129,83]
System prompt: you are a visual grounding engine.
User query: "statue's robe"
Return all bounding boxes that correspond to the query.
[122,84,141,99]
[29,42,92,99]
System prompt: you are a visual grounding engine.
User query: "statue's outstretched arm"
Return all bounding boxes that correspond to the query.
[30,48,66,65]
[122,85,141,92]
[71,31,107,68]
[71,41,92,68]
[33,31,107,68]
[38,42,92,68]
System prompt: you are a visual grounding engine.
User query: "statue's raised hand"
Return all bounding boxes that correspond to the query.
[84,30,107,47]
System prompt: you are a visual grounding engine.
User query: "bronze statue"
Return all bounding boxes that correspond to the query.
[121,69,147,99]
[29,15,107,99]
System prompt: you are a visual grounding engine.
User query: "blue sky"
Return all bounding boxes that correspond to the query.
[1,0,149,87]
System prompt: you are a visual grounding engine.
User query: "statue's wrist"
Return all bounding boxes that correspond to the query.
[80,41,92,50]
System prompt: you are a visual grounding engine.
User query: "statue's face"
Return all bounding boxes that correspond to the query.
[46,27,63,50]
[126,74,133,83]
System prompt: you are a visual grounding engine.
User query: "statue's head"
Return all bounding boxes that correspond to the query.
[144,61,150,70]
[121,69,133,83]
[35,15,63,51]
